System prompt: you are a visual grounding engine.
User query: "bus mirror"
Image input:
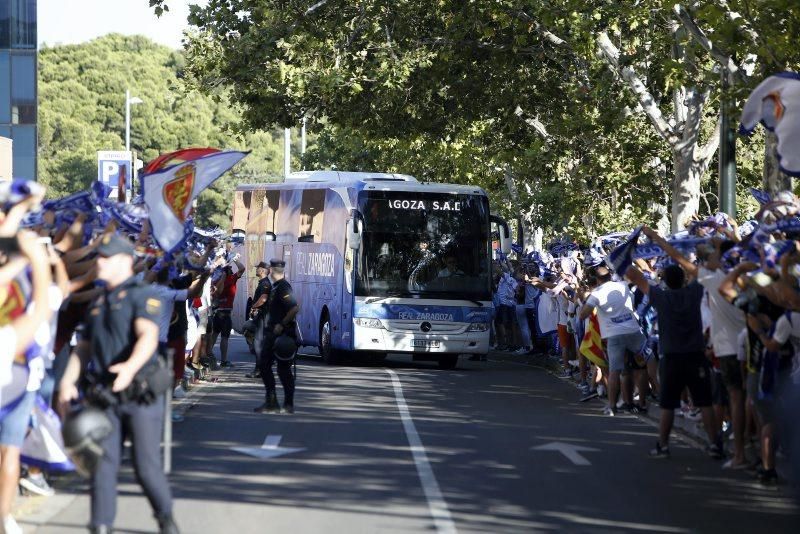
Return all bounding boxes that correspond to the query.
[500,225,512,255]
[347,219,361,250]
[265,231,276,242]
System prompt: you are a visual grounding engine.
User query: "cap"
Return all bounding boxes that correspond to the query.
[256,261,269,269]
[96,234,135,258]
[269,259,286,268]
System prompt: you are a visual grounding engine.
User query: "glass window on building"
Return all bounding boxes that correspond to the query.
[0,1,36,49]
[10,123,34,180]
[0,51,9,123]
[10,52,34,123]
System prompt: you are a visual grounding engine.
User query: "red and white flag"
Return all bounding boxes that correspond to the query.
[142,148,249,252]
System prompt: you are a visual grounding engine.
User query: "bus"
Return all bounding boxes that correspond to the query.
[230,171,511,369]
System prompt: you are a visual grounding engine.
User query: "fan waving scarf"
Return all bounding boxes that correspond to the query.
[740,72,800,176]
[142,149,249,253]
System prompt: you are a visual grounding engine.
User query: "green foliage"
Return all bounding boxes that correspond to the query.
[171,1,800,238]
[38,34,286,229]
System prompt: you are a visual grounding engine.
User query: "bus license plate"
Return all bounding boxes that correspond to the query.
[412,339,439,348]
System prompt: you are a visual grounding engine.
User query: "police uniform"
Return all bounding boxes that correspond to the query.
[84,235,177,533]
[257,260,298,413]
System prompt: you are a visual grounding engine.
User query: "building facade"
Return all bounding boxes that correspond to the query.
[0,0,36,181]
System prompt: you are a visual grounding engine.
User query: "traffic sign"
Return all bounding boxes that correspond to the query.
[97,150,132,198]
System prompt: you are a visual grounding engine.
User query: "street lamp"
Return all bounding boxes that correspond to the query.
[125,89,143,152]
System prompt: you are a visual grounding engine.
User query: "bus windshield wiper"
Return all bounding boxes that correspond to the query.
[366,292,414,304]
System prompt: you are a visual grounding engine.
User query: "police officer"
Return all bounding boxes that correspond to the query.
[245,261,271,378]
[254,259,299,414]
[58,234,179,534]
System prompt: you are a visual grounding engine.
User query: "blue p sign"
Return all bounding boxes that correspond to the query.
[97,151,132,197]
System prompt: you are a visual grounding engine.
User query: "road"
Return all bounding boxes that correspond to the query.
[22,338,799,533]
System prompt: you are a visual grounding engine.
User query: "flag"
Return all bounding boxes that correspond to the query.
[751,188,772,206]
[607,226,642,275]
[142,147,220,174]
[740,72,800,176]
[579,312,607,368]
[142,150,249,252]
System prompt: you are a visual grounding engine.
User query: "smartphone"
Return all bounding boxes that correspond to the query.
[0,236,19,254]
[749,271,773,287]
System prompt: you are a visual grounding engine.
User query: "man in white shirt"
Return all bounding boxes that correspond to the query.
[580,265,645,416]
[644,226,746,466]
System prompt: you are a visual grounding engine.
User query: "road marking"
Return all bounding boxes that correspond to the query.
[386,369,457,534]
[531,441,600,466]
[231,434,306,459]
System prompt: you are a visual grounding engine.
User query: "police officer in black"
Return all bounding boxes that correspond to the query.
[58,234,179,534]
[254,259,299,414]
[245,261,271,378]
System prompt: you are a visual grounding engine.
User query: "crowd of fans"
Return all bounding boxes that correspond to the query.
[490,193,800,487]
[0,181,239,533]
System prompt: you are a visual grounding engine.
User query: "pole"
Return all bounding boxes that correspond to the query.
[718,68,737,217]
[125,89,131,152]
[301,117,307,156]
[284,127,291,178]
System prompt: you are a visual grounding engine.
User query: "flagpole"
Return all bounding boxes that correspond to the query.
[284,128,291,178]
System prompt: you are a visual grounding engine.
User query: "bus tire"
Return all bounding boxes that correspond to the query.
[319,315,338,365]
[438,355,459,370]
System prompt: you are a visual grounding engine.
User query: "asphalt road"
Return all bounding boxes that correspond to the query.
[23,338,800,533]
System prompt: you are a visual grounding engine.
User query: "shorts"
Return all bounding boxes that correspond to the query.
[0,390,36,447]
[495,305,514,326]
[213,309,233,337]
[711,371,729,406]
[557,324,573,350]
[197,308,209,335]
[605,331,646,372]
[718,355,743,391]
[659,352,713,410]
[746,371,789,425]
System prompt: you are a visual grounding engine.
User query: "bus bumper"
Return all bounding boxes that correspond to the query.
[352,323,489,354]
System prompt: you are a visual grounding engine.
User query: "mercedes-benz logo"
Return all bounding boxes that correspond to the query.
[420,321,432,332]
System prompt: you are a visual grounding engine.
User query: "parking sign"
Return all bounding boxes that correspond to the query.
[97,150,132,199]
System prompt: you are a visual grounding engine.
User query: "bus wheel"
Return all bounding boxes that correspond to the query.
[438,355,459,370]
[319,316,337,365]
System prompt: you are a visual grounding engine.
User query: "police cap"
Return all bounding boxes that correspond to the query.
[269,259,286,268]
[256,261,269,269]
[97,234,135,258]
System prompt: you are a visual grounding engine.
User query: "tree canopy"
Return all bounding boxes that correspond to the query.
[38,33,288,228]
[169,0,800,241]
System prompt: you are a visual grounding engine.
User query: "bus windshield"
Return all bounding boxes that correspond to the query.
[356,190,491,300]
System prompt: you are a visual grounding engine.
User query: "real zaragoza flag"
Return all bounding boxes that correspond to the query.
[142,149,249,253]
[579,311,607,368]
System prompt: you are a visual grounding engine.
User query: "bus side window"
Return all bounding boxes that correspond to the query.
[344,246,353,294]
[299,189,325,242]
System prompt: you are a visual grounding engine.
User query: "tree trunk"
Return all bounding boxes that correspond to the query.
[763,131,792,195]
[671,148,703,232]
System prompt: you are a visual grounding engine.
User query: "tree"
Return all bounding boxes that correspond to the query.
[38,34,288,228]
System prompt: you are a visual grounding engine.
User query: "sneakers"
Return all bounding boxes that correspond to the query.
[219,360,232,368]
[597,384,607,398]
[722,459,749,470]
[706,443,725,460]
[580,390,599,402]
[19,472,55,497]
[245,368,262,379]
[283,403,295,414]
[255,392,280,414]
[649,442,670,459]
[757,467,778,485]
[685,408,702,421]
[625,404,647,414]
[603,406,617,417]
[557,368,573,379]
[173,385,188,399]
[513,347,528,355]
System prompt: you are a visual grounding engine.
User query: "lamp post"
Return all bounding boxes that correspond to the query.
[125,89,143,152]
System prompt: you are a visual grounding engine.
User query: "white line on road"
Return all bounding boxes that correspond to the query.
[385,369,457,534]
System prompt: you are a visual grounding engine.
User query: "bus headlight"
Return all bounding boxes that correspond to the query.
[466,322,489,332]
[355,318,384,329]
